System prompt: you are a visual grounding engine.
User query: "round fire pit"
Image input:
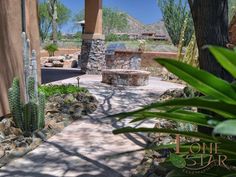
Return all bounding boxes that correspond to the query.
[102,69,150,86]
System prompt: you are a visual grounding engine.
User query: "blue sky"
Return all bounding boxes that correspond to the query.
[59,0,163,33]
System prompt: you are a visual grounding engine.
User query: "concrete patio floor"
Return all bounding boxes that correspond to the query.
[0,75,183,177]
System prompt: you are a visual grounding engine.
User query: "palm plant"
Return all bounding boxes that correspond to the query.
[113,46,236,176]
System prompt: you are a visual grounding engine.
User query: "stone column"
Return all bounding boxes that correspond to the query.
[79,0,105,74]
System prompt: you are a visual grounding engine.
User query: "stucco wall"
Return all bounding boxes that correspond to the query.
[0,0,40,117]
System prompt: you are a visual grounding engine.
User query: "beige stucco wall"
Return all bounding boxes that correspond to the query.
[0,0,40,117]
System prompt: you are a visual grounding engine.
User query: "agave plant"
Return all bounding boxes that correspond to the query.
[113,46,236,176]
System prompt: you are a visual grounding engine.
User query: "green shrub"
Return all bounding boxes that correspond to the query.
[39,84,88,98]
[106,34,130,42]
[74,32,82,41]
[44,43,58,56]
[119,34,129,41]
[157,0,194,45]
[106,34,119,41]
[113,46,236,176]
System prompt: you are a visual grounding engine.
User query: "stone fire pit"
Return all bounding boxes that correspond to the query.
[102,69,150,86]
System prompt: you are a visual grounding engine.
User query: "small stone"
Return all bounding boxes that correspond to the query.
[44,63,53,67]
[63,59,78,68]
[63,94,76,104]
[0,132,6,141]
[54,122,65,131]
[45,102,60,114]
[9,127,22,136]
[48,56,65,62]
[84,103,98,114]
[0,122,5,131]
[48,95,64,104]
[10,147,29,157]
[72,108,82,119]
[52,61,64,67]
[69,102,84,114]
[34,131,47,141]
[45,119,57,129]
[30,138,42,149]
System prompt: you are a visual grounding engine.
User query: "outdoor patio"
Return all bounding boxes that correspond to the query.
[0,75,183,177]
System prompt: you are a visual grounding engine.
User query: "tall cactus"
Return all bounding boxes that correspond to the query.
[38,92,46,129]
[8,78,23,130]
[8,33,45,133]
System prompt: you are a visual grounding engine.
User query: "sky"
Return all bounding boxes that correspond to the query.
[59,0,163,33]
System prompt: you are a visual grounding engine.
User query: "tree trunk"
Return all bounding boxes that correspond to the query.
[52,1,57,44]
[188,0,233,133]
[189,0,233,81]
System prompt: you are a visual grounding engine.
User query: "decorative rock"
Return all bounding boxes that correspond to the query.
[0,122,5,132]
[34,131,47,141]
[45,102,60,114]
[48,56,65,62]
[48,95,64,104]
[45,119,57,129]
[63,59,78,68]
[44,63,54,67]
[52,61,64,67]
[9,127,22,136]
[63,94,76,104]
[84,103,98,114]
[72,108,83,119]
[0,132,5,141]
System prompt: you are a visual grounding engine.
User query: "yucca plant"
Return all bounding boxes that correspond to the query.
[113,46,236,176]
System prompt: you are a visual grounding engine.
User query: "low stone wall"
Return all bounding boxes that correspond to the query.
[106,50,142,70]
[105,50,179,69]
[141,51,179,68]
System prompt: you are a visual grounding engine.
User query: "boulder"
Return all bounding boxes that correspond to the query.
[48,56,65,62]
[44,63,53,67]
[63,94,76,104]
[63,59,78,68]
[52,61,64,67]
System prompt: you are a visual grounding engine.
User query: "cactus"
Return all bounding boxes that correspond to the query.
[8,78,23,130]
[8,32,45,133]
[38,92,46,129]
[27,77,35,101]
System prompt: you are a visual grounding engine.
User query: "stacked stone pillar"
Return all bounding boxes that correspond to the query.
[79,0,105,74]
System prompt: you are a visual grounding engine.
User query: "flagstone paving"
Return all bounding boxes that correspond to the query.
[0,75,183,177]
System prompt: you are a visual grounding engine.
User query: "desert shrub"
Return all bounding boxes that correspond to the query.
[158,0,194,45]
[39,84,88,98]
[44,43,58,56]
[119,34,129,41]
[106,34,119,41]
[106,34,130,41]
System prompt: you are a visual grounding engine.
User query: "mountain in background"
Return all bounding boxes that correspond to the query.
[112,14,170,38]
